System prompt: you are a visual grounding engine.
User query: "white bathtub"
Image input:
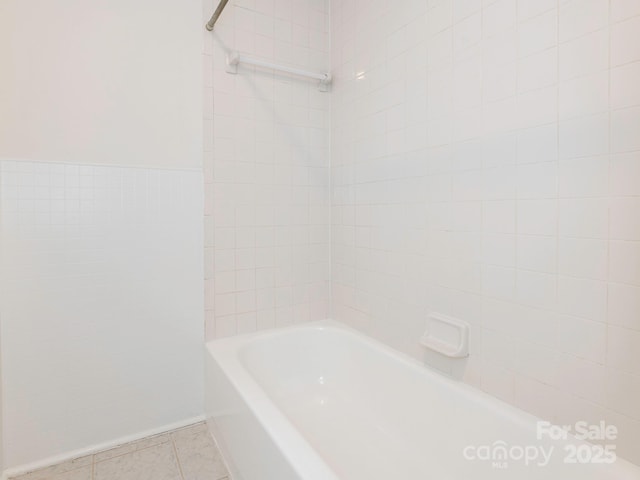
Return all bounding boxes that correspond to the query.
[205,321,640,480]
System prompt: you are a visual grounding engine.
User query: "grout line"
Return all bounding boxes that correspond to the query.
[604,0,613,374]
[170,436,187,480]
[552,0,561,362]
[205,424,235,480]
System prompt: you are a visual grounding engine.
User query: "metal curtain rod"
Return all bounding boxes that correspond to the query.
[205,0,229,31]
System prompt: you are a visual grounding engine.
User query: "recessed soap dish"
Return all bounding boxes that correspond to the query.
[420,313,469,358]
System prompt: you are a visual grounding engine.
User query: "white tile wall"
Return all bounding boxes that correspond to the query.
[0,160,204,469]
[203,0,331,340]
[331,0,640,464]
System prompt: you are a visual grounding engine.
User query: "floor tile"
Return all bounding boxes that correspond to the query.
[11,456,92,480]
[171,423,209,440]
[172,424,229,480]
[94,442,181,480]
[94,433,171,462]
[50,466,93,480]
[11,423,231,480]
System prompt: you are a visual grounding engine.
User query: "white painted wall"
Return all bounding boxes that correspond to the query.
[0,0,202,168]
[0,161,204,470]
[204,0,332,339]
[0,0,203,472]
[331,0,640,465]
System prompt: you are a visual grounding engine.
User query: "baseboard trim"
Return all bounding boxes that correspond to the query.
[1,415,205,480]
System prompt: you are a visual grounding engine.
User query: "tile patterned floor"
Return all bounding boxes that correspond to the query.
[11,423,230,480]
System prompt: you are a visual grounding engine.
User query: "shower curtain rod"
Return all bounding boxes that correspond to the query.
[205,0,229,31]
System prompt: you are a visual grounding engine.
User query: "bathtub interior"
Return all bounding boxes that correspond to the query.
[230,324,639,480]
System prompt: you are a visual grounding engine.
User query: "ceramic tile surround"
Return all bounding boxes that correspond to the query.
[202,0,332,338]
[0,160,205,469]
[330,0,640,465]
[202,0,640,465]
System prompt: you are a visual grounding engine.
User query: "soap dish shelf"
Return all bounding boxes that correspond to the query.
[420,313,469,358]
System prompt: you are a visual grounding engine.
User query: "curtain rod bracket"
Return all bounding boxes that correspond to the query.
[226,51,239,74]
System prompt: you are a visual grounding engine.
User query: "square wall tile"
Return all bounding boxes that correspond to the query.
[558,0,608,43]
[607,283,640,330]
[611,16,640,66]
